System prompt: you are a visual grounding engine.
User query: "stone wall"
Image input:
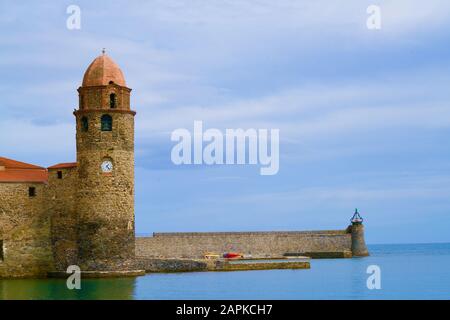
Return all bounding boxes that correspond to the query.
[136,230,352,259]
[74,110,136,271]
[47,167,78,270]
[134,257,311,272]
[350,223,369,256]
[135,258,209,273]
[0,183,53,278]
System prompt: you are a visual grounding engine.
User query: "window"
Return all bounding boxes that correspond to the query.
[101,114,113,131]
[81,116,88,132]
[110,93,116,109]
[29,187,36,197]
[0,240,3,261]
[57,171,63,179]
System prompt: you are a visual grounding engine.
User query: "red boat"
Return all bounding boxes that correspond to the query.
[223,252,242,259]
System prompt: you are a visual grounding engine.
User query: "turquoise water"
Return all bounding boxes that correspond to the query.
[1,243,449,300]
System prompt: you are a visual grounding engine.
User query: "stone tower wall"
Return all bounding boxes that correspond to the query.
[78,84,130,111]
[74,108,135,271]
[350,224,369,256]
[46,167,78,271]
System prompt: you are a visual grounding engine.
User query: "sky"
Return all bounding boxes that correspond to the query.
[1,0,450,244]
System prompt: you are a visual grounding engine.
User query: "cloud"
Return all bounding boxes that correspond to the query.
[2,0,450,242]
[135,66,450,141]
[0,119,75,166]
[226,185,450,205]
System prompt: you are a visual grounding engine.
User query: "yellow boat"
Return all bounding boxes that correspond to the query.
[203,252,220,259]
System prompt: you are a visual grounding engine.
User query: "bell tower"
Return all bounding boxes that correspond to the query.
[74,51,136,271]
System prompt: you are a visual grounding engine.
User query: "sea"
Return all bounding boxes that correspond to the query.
[1,243,449,300]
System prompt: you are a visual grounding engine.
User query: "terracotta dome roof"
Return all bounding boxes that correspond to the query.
[82,53,126,87]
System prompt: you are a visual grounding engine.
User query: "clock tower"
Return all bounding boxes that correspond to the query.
[74,51,136,271]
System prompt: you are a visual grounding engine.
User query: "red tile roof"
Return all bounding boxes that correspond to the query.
[0,156,48,183]
[0,169,48,183]
[0,157,44,170]
[48,162,77,169]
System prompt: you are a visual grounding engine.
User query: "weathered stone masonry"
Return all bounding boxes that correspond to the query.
[0,53,137,278]
[136,230,354,259]
[0,52,369,279]
[0,182,53,278]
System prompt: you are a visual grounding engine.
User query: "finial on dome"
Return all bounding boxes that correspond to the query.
[102,48,106,55]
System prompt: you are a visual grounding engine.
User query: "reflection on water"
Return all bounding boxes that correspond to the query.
[0,278,136,300]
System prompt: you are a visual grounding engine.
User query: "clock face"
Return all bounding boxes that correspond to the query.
[101,160,113,173]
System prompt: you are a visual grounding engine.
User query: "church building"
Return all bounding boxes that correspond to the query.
[0,52,137,278]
